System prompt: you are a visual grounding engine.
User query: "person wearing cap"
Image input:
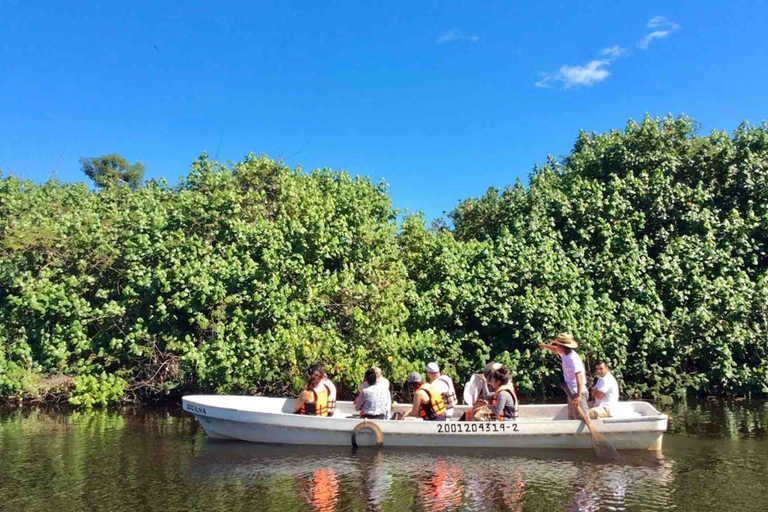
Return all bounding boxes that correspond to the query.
[426,362,457,419]
[539,333,589,421]
[403,372,448,421]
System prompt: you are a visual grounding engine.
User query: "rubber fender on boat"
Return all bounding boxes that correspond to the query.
[351,419,383,449]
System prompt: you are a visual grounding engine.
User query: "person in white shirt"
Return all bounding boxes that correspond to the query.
[426,362,457,418]
[355,367,392,419]
[589,361,619,419]
[540,333,589,421]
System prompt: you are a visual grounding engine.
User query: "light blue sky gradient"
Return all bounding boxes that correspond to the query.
[2,1,766,222]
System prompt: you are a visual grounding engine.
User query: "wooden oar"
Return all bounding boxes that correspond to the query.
[559,383,619,460]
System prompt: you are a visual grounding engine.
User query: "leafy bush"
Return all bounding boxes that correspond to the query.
[1,116,767,407]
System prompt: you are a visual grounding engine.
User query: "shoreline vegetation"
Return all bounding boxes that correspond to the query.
[2,115,768,408]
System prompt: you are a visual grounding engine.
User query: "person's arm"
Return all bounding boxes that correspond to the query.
[490,391,508,418]
[572,372,585,407]
[354,389,366,412]
[354,382,365,408]
[293,390,310,413]
[407,390,423,418]
[593,388,606,400]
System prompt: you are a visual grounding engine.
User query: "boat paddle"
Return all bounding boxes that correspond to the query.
[559,382,619,460]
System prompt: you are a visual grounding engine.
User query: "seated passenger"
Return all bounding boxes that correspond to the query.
[488,365,519,421]
[426,362,457,419]
[403,372,447,421]
[589,361,619,419]
[459,362,502,421]
[294,366,330,416]
[354,367,392,419]
[315,364,337,416]
[463,362,502,407]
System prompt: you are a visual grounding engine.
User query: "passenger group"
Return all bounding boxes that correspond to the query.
[294,332,619,422]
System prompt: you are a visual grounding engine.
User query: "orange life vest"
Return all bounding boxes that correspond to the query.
[299,384,330,416]
[417,383,447,420]
[322,379,336,416]
[491,383,518,421]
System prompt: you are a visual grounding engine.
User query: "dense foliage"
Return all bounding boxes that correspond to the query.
[1,116,767,406]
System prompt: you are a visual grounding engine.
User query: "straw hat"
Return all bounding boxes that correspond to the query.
[549,332,578,349]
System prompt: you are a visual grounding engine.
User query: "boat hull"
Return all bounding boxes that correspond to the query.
[182,395,667,451]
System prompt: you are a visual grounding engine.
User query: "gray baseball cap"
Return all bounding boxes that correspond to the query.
[408,371,423,383]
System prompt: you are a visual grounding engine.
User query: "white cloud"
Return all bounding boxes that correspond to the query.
[436,29,479,44]
[647,16,680,30]
[638,16,680,49]
[559,60,611,88]
[534,60,611,89]
[637,30,670,49]
[534,17,681,89]
[600,45,627,59]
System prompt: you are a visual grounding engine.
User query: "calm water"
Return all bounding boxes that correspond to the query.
[1,400,767,512]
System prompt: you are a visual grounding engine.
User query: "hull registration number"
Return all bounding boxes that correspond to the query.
[437,422,518,433]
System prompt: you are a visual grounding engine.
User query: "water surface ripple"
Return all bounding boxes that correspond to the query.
[1,399,766,512]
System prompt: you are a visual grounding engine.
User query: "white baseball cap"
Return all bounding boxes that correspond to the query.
[425,362,440,373]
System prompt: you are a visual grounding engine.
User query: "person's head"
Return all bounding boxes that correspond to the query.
[407,371,423,390]
[371,366,383,381]
[483,362,502,381]
[490,365,510,388]
[595,361,610,378]
[306,367,324,391]
[425,362,440,382]
[364,367,378,386]
[549,333,578,355]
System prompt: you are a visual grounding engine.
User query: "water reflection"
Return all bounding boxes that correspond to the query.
[415,461,463,512]
[297,468,339,512]
[182,442,679,512]
[0,401,767,512]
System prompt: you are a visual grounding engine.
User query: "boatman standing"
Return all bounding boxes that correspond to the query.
[589,361,619,419]
[426,362,457,419]
[539,333,589,421]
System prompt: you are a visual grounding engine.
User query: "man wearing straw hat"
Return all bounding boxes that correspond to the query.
[540,333,589,420]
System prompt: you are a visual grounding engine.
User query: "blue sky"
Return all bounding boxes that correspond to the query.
[2,1,766,222]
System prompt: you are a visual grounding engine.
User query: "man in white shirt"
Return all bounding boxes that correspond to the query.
[426,362,457,419]
[539,333,589,420]
[589,361,619,419]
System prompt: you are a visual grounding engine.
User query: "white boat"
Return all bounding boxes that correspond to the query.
[182,395,668,451]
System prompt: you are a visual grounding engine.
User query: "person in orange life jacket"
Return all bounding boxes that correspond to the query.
[403,372,448,421]
[488,365,519,421]
[425,362,457,419]
[313,363,337,416]
[294,366,330,416]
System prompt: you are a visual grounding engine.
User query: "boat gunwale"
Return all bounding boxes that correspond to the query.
[182,396,669,427]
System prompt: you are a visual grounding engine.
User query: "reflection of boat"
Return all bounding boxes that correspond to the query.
[182,395,667,450]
